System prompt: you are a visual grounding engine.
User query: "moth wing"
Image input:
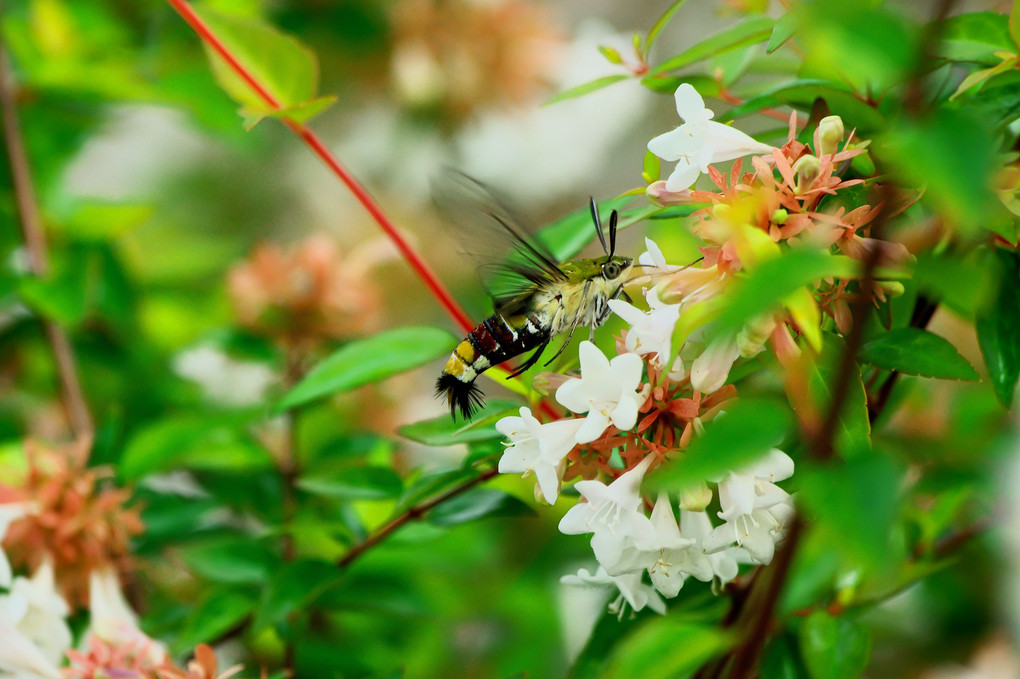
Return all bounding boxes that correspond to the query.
[432,171,565,311]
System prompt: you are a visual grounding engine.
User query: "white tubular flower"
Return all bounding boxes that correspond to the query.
[646,494,713,598]
[608,288,681,369]
[639,238,668,269]
[558,457,657,575]
[0,619,61,679]
[89,567,165,662]
[0,561,71,670]
[703,449,796,565]
[555,342,646,444]
[561,566,666,617]
[496,407,584,504]
[648,84,775,191]
[680,509,743,585]
[689,332,740,394]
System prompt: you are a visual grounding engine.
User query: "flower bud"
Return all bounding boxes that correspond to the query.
[817,115,844,157]
[646,180,695,206]
[771,208,788,225]
[531,371,569,397]
[792,154,820,194]
[737,314,777,358]
[679,482,713,511]
[879,280,905,297]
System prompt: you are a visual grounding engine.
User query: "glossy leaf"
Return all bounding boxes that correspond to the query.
[297,466,404,501]
[398,399,520,446]
[799,611,871,679]
[645,397,794,492]
[650,17,775,76]
[721,79,885,131]
[427,488,534,527]
[543,75,629,106]
[859,328,979,381]
[977,248,1020,406]
[603,619,732,679]
[276,326,455,411]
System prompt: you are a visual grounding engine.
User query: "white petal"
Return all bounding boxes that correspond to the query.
[555,377,590,414]
[717,473,756,521]
[608,298,646,326]
[647,127,696,161]
[664,158,703,192]
[701,121,774,163]
[558,503,594,536]
[533,463,561,504]
[750,448,795,483]
[0,552,10,590]
[674,83,711,122]
[609,393,640,432]
[639,238,667,268]
[575,411,611,444]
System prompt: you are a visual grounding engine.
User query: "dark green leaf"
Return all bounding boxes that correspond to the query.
[977,248,1020,406]
[252,559,342,633]
[603,619,732,679]
[276,326,455,411]
[645,397,794,492]
[397,399,520,446]
[799,611,871,679]
[913,250,995,318]
[174,590,255,653]
[544,75,629,106]
[859,328,979,381]
[178,536,277,585]
[762,634,811,679]
[569,610,645,679]
[808,334,871,458]
[650,17,775,76]
[297,466,403,501]
[393,468,478,514]
[767,12,798,54]
[427,488,534,527]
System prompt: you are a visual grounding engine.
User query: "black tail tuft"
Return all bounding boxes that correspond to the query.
[435,373,485,420]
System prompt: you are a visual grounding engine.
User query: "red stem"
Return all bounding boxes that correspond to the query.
[165,0,474,335]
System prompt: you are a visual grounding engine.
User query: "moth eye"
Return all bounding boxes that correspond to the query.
[603,262,621,278]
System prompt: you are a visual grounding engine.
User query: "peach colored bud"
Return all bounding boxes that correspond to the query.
[833,299,853,335]
[817,115,845,157]
[793,154,820,194]
[646,180,695,206]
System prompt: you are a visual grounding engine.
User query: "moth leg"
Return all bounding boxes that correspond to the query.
[544,322,579,367]
[505,342,549,379]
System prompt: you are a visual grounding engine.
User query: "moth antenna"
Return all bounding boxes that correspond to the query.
[589,197,608,256]
[609,209,618,257]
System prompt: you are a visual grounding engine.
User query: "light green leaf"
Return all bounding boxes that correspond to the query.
[949,54,1019,101]
[275,326,456,411]
[241,94,337,130]
[536,196,634,261]
[645,397,794,492]
[598,45,624,65]
[767,12,798,54]
[799,611,871,679]
[1010,0,1020,50]
[297,466,404,501]
[642,150,661,184]
[641,74,721,96]
[398,400,520,446]
[858,328,979,381]
[938,11,1016,63]
[427,488,534,527]
[977,248,1020,407]
[195,7,330,123]
[650,17,775,76]
[646,0,690,55]
[544,75,629,106]
[603,619,732,679]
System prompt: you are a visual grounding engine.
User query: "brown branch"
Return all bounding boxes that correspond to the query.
[0,46,94,441]
[336,467,500,570]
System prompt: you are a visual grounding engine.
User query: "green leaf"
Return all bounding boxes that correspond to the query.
[178,536,277,585]
[767,12,798,54]
[1010,1,1020,51]
[603,619,732,679]
[569,610,645,679]
[913,250,995,318]
[650,17,774,76]
[646,0,690,55]
[195,8,330,122]
[598,45,624,65]
[808,335,871,459]
[398,399,520,446]
[242,94,337,130]
[642,150,661,184]
[721,79,885,132]
[938,12,1016,63]
[977,248,1020,406]
[645,397,794,492]
[393,468,478,514]
[297,466,403,501]
[762,634,811,679]
[252,559,342,633]
[120,414,272,481]
[799,454,902,571]
[543,75,629,106]
[799,611,871,679]
[275,326,455,411]
[536,196,633,261]
[427,488,534,527]
[174,590,256,654]
[879,108,999,234]
[858,328,979,381]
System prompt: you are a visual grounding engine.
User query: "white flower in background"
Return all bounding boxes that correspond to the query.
[0,620,61,679]
[703,449,796,565]
[555,342,646,444]
[89,567,164,662]
[689,332,740,394]
[681,509,744,586]
[0,561,70,675]
[639,238,668,269]
[496,407,584,504]
[608,288,681,369]
[646,494,713,598]
[558,457,657,575]
[173,344,276,407]
[648,83,775,191]
[561,566,666,617]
